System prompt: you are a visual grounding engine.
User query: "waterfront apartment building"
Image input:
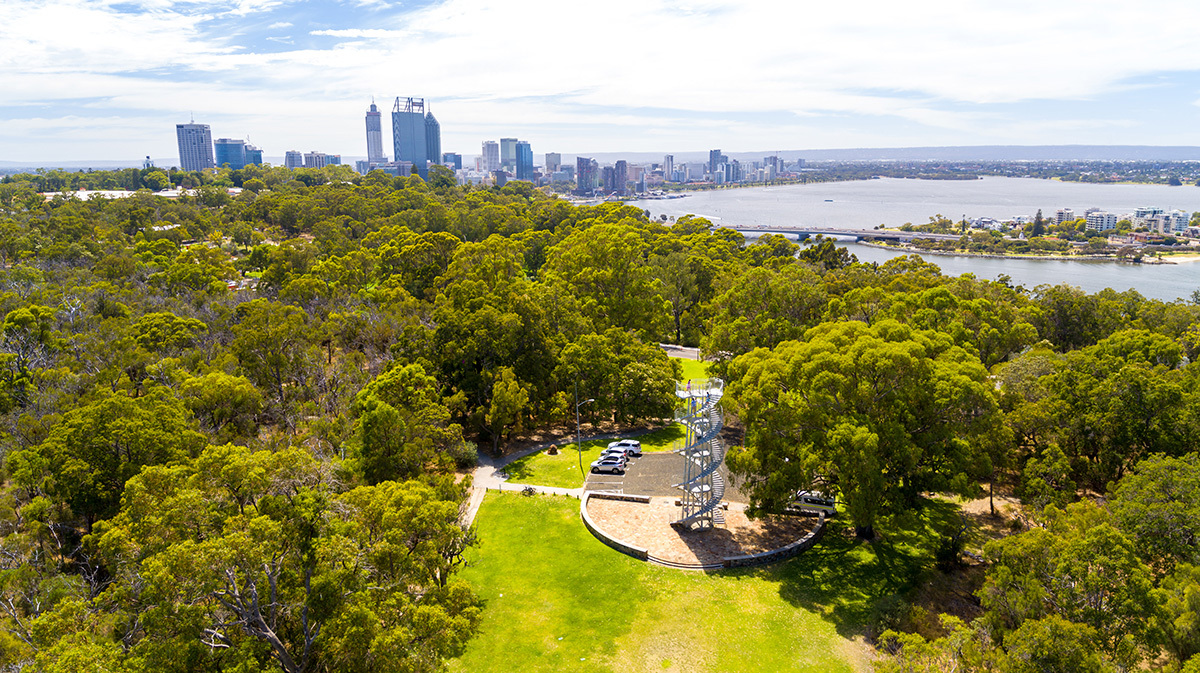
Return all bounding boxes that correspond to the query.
[500,138,518,170]
[1085,211,1119,231]
[365,101,386,162]
[515,141,534,181]
[545,152,561,173]
[1055,208,1076,224]
[176,123,215,171]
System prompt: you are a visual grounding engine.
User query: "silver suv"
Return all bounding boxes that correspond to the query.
[590,456,627,474]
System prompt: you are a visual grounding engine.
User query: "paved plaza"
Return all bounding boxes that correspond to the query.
[586,497,818,567]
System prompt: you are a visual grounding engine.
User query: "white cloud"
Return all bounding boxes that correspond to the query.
[5,0,1200,161]
[310,28,409,38]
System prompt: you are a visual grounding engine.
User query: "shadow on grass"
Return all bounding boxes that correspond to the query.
[733,498,962,639]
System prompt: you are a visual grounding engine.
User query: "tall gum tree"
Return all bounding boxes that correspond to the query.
[725,319,998,539]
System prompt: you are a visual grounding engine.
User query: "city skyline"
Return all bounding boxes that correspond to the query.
[6,0,1200,162]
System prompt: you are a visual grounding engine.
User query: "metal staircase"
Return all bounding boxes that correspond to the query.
[673,378,726,530]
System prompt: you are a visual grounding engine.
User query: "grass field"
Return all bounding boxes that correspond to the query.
[673,356,710,382]
[504,425,687,488]
[451,493,956,672]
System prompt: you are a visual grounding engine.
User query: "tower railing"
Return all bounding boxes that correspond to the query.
[673,378,726,529]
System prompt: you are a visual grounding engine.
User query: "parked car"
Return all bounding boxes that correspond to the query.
[602,446,639,460]
[790,491,837,515]
[606,439,642,456]
[590,457,626,474]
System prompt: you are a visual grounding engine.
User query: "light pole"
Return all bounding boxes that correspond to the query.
[575,380,594,478]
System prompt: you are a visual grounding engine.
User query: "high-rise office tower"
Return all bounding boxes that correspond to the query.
[442,152,462,170]
[601,166,616,193]
[284,150,303,169]
[176,123,215,171]
[614,160,628,195]
[545,152,561,173]
[365,101,385,162]
[214,138,247,170]
[515,141,533,180]
[500,138,518,170]
[482,141,500,172]
[244,144,263,166]
[575,157,598,195]
[663,154,675,181]
[424,107,441,166]
[392,97,428,171]
[708,149,722,174]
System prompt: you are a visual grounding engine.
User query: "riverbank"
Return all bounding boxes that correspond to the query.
[857,241,1189,265]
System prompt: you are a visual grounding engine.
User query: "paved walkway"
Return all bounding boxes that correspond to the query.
[461,427,665,526]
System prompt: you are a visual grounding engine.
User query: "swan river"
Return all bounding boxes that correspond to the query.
[639,177,1200,302]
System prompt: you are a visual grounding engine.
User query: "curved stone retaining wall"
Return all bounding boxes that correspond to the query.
[722,512,826,568]
[580,492,650,561]
[581,493,829,570]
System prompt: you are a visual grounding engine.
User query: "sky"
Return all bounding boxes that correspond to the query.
[4,0,1200,164]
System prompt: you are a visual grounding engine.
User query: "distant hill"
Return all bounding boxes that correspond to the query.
[573,145,1200,165]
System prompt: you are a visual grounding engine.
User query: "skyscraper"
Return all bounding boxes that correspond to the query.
[515,141,533,181]
[574,156,598,196]
[663,154,675,181]
[176,123,214,171]
[365,101,385,162]
[601,166,616,193]
[442,152,462,170]
[500,138,518,170]
[424,107,441,166]
[708,149,722,174]
[244,144,263,166]
[392,97,428,173]
[545,152,561,173]
[482,141,500,172]
[613,160,628,196]
[284,150,303,169]
[214,138,247,170]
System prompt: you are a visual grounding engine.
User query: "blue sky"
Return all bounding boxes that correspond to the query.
[4,0,1200,164]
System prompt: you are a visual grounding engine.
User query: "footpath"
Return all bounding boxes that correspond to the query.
[461,345,702,526]
[461,428,656,527]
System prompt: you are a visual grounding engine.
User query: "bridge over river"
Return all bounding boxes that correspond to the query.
[728,225,964,244]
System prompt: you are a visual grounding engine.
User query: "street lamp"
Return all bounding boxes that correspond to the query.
[575,380,594,477]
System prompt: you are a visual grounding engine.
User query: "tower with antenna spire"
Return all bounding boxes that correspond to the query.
[365,99,386,162]
[176,121,214,171]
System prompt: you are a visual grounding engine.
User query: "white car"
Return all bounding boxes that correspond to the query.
[590,456,627,474]
[601,446,638,460]
[606,439,642,456]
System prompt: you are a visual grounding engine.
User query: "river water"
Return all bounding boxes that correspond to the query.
[639,177,1200,301]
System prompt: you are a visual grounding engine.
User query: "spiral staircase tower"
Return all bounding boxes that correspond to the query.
[673,378,726,530]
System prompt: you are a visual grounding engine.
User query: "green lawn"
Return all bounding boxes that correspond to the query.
[451,493,955,672]
[504,426,687,489]
[673,356,710,382]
